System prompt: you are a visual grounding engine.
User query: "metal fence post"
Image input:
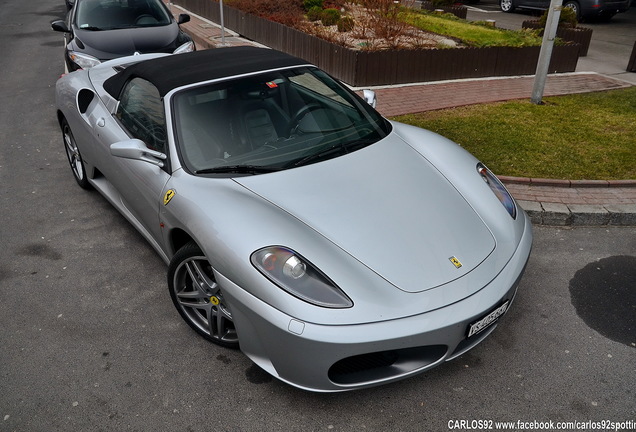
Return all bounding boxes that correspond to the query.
[531,0,563,105]
[627,41,636,72]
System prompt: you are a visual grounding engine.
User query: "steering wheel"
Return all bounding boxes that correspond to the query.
[135,14,156,25]
[286,103,323,136]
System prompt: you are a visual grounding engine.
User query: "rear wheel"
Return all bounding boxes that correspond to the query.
[62,118,91,190]
[500,0,515,12]
[168,242,239,348]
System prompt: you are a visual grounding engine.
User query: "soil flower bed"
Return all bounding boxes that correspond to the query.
[299,3,462,50]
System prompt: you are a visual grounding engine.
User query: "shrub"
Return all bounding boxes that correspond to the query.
[321,8,341,26]
[226,0,304,26]
[324,0,346,8]
[307,6,323,21]
[538,7,578,28]
[303,0,324,11]
[559,7,578,27]
[359,0,412,42]
[337,16,354,32]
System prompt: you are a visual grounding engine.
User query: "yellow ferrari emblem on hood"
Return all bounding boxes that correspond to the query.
[164,189,176,205]
[449,256,462,269]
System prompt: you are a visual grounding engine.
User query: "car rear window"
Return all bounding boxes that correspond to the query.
[76,0,171,30]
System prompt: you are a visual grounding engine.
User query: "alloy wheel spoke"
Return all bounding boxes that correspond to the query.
[74,157,84,179]
[215,308,227,339]
[211,305,237,342]
[185,258,219,296]
[176,289,208,302]
[207,306,219,339]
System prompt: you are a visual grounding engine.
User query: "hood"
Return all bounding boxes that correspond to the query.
[73,24,180,60]
[235,137,496,293]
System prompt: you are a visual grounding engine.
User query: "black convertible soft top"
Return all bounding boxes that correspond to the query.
[103,46,309,98]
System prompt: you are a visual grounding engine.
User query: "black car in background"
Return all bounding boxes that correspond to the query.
[499,0,630,20]
[53,0,194,72]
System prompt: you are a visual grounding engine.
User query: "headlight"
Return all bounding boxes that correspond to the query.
[251,246,353,308]
[68,51,101,69]
[477,163,517,219]
[173,41,194,54]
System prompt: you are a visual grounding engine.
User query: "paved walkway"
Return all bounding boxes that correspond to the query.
[167,2,636,225]
[369,73,633,117]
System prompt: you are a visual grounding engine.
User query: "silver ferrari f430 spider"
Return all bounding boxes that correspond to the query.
[55,47,532,392]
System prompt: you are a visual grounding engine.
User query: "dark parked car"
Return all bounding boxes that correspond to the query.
[52,0,194,72]
[500,0,630,20]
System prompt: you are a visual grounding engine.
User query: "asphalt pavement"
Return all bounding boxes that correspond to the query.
[166,2,636,226]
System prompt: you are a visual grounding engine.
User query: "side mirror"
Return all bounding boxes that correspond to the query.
[51,19,70,33]
[110,139,166,167]
[178,14,190,25]
[363,89,377,109]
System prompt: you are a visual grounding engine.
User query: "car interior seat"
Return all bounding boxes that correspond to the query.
[242,108,279,149]
[235,85,290,150]
[176,98,225,171]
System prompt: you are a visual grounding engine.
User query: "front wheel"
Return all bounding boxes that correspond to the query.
[168,242,239,348]
[62,118,91,190]
[500,0,515,12]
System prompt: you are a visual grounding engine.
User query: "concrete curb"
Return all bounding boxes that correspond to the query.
[517,201,636,227]
[504,177,636,226]
[499,176,636,188]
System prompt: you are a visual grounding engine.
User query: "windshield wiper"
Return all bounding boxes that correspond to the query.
[195,165,282,175]
[288,138,377,168]
[79,25,103,31]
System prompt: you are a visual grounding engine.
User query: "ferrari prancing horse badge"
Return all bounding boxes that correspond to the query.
[449,256,462,269]
[164,189,176,205]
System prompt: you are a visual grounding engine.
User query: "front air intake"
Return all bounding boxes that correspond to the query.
[328,345,447,385]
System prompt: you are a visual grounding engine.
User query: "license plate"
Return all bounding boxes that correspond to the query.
[467,301,509,338]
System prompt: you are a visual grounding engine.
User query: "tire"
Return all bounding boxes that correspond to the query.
[168,242,239,348]
[62,118,91,190]
[500,0,515,12]
[563,1,581,21]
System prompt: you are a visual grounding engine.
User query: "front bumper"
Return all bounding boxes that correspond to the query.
[219,213,532,392]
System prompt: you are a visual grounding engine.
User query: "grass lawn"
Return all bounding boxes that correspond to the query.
[391,87,636,180]
[401,10,543,47]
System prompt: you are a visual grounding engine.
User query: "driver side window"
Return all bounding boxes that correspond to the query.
[116,78,167,153]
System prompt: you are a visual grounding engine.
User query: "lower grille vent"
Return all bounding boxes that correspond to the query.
[329,345,447,385]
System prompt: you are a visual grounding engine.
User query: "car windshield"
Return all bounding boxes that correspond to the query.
[76,0,171,30]
[172,66,391,175]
